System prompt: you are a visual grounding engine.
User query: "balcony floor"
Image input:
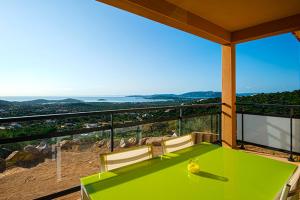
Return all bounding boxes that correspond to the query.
[239,144,300,165]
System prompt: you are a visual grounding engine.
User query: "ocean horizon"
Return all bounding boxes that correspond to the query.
[0,96,169,103]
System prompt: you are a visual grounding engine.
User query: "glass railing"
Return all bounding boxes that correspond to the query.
[0,103,221,199]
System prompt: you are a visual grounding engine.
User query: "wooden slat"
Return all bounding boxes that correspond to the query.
[221,44,237,148]
[232,14,300,43]
[96,0,231,44]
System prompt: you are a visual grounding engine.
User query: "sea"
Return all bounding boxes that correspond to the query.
[0,96,168,103]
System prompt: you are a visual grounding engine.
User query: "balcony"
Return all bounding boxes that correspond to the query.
[1,0,300,199]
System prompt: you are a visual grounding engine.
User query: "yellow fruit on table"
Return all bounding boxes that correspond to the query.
[187,161,200,174]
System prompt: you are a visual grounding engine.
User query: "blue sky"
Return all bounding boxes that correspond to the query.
[0,0,299,96]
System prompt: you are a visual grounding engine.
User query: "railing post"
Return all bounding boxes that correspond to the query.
[218,106,222,146]
[210,113,213,133]
[56,137,62,182]
[288,108,295,162]
[240,106,245,149]
[179,108,182,136]
[110,113,114,152]
[136,125,142,145]
[261,105,265,115]
[215,113,218,135]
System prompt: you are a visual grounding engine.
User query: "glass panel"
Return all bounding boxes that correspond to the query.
[181,114,219,143]
[0,114,111,140]
[0,130,110,199]
[113,120,179,157]
[182,116,211,134]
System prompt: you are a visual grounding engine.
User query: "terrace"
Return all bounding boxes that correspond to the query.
[1,0,300,200]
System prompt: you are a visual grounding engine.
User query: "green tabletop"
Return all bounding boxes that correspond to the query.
[81,143,296,200]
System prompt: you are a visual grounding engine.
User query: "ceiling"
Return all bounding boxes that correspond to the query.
[97,0,300,44]
[165,0,300,31]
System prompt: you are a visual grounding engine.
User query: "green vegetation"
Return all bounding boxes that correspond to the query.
[0,90,299,142]
[236,90,300,117]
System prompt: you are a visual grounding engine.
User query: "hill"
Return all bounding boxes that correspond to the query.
[19,98,83,105]
[128,91,253,100]
[181,91,221,98]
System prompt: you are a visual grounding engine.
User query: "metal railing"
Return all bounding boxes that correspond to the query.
[0,103,221,145]
[0,103,221,199]
[237,103,300,162]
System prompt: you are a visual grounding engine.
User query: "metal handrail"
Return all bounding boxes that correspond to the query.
[236,102,300,108]
[0,103,221,123]
[0,103,221,145]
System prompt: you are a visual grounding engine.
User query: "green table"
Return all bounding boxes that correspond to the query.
[81,143,296,200]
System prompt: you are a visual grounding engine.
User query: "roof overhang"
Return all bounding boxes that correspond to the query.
[96,0,300,45]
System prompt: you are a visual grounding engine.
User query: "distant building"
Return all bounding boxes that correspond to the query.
[60,123,75,128]
[136,116,142,121]
[45,119,56,124]
[57,109,68,113]
[8,123,22,129]
[0,109,8,114]
[100,122,110,127]
[84,123,98,129]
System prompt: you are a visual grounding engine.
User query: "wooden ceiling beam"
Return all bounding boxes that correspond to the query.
[232,14,300,44]
[96,0,231,45]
